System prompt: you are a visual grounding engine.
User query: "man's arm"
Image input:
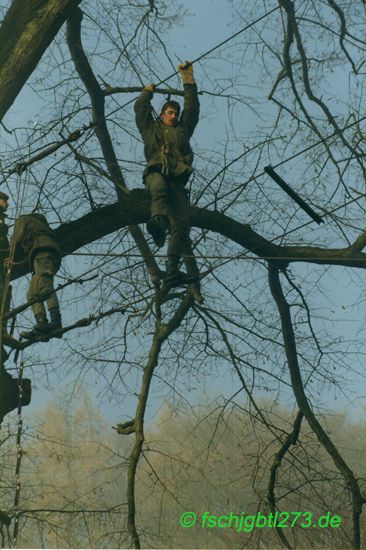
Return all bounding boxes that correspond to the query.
[134,83,156,136]
[179,63,199,138]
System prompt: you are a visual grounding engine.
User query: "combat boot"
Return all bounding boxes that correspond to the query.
[21,313,49,340]
[164,260,199,289]
[48,308,62,337]
[146,216,169,248]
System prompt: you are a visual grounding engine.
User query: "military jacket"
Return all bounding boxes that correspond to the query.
[134,83,199,179]
[12,214,61,272]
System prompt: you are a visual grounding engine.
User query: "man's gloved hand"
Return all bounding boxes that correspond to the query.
[144,83,156,93]
[178,62,195,84]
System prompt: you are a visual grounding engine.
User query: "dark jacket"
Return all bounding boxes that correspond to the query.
[134,83,199,180]
[12,214,61,272]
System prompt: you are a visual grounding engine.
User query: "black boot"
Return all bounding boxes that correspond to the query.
[146,216,169,248]
[164,261,199,289]
[21,313,49,340]
[48,308,62,335]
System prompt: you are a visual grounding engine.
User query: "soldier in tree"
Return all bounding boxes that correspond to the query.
[134,62,203,301]
[9,213,62,339]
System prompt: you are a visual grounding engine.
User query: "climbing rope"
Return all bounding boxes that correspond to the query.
[12,360,25,549]
[0,168,28,355]
[0,167,29,549]
[161,5,281,85]
[109,4,282,116]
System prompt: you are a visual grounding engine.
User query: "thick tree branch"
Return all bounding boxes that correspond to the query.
[280,0,365,176]
[4,128,89,177]
[103,85,188,97]
[8,195,366,281]
[66,7,161,285]
[268,263,364,549]
[126,293,194,548]
[268,410,303,549]
[326,0,358,73]
[66,7,126,199]
[7,305,128,351]
[0,0,82,122]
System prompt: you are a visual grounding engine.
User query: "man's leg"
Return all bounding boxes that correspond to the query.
[165,181,202,299]
[166,181,189,274]
[23,250,61,338]
[43,251,62,332]
[145,170,169,247]
[181,240,204,304]
[26,270,49,333]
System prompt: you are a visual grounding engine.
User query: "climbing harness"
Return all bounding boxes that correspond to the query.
[160,144,169,176]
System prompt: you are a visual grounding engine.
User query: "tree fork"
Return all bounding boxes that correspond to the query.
[7,196,366,283]
[66,7,162,286]
[126,294,193,547]
[268,263,364,549]
[267,410,303,549]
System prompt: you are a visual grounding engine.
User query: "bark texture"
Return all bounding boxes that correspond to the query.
[0,0,82,122]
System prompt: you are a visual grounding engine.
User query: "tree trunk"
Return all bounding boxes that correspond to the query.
[0,0,82,122]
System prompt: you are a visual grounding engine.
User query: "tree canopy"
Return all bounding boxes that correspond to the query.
[0,0,366,548]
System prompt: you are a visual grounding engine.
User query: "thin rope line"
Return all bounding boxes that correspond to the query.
[160,5,282,84]
[110,5,281,114]
[0,169,28,355]
[203,115,366,210]
[12,360,25,549]
[69,252,366,263]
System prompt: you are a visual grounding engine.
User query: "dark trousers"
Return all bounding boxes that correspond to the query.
[27,251,60,317]
[145,171,199,277]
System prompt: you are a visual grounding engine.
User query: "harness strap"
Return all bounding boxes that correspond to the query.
[161,144,169,175]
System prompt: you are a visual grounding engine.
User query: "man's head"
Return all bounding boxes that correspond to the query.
[160,100,180,127]
[0,191,9,212]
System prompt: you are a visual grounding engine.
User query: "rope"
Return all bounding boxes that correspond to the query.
[4,116,364,292]
[3,273,98,322]
[0,168,29,549]
[12,361,25,549]
[0,169,28,354]
[160,6,282,85]
[113,5,281,113]
[2,4,364,277]
[203,114,366,210]
[70,251,366,262]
